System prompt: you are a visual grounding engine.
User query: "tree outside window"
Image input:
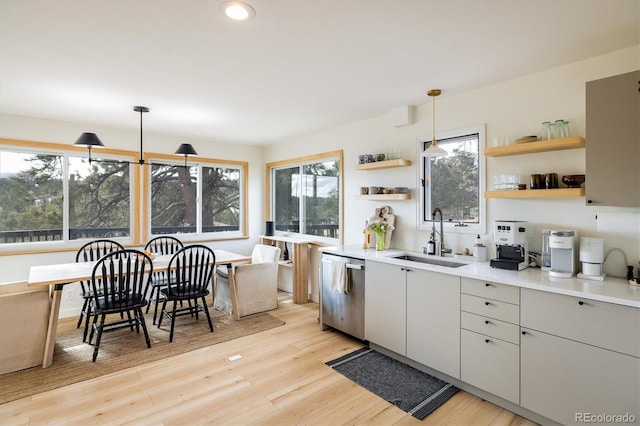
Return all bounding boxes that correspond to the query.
[271,154,341,241]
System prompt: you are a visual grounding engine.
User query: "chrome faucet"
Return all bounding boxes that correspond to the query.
[432,207,451,256]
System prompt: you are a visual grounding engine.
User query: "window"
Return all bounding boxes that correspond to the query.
[0,139,248,251]
[69,156,131,239]
[0,151,64,242]
[418,126,486,234]
[268,151,342,243]
[149,162,242,236]
[0,148,132,244]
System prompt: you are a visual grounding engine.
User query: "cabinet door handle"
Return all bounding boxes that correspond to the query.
[485,320,490,325]
[485,301,491,306]
[485,339,490,343]
[578,301,584,306]
[522,330,527,335]
[485,283,491,287]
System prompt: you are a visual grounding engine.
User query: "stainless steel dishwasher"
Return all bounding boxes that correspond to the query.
[320,253,365,340]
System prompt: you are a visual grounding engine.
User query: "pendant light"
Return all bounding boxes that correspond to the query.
[174,143,198,168]
[73,106,198,167]
[73,132,104,164]
[421,89,448,158]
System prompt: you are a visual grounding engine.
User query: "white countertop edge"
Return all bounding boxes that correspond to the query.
[320,245,640,308]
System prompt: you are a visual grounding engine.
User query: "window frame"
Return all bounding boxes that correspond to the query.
[417,125,487,236]
[0,138,248,254]
[143,152,248,243]
[266,150,343,246]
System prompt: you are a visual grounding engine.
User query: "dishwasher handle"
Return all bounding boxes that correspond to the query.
[322,258,364,270]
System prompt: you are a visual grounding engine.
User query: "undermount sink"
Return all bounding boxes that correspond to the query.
[391,254,467,268]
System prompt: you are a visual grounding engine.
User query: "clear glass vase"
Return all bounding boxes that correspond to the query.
[375,233,385,250]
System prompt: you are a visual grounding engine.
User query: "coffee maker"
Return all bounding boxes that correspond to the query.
[548,230,577,278]
[490,221,529,271]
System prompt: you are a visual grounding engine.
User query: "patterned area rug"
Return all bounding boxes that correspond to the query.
[326,347,459,420]
[0,308,284,404]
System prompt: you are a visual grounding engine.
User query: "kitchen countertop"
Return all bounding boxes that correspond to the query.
[320,245,640,308]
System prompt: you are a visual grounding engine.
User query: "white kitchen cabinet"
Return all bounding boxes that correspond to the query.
[460,278,521,404]
[461,329,520,404]
[521,328,639,425]
[364,260,406,355]
[406,269,460,379]
[520,288,640,425]
[586,70,640,207]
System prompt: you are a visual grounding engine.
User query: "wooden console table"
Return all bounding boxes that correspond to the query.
[260,235,311,304]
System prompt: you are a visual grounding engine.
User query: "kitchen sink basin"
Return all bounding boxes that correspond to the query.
[391,254,467,268]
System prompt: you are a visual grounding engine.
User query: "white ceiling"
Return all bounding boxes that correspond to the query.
[1,0,638,146]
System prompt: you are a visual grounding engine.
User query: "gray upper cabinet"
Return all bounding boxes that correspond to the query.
[585,70,640,207]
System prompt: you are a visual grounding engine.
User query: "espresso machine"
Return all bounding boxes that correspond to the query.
[490,221,529,271]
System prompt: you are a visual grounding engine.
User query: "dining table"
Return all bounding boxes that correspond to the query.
[28,248,251,368]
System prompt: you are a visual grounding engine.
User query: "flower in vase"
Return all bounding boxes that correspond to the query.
[367,219,394,235]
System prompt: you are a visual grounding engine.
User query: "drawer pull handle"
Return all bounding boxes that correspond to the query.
[485,339,490,343]
[485,283,491,287]
[578,301,584,306]
[485,301,491,306]
[522,331,527,335]
[485,320,490,325]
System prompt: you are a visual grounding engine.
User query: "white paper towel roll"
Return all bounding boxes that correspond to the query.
[596,211,640,234]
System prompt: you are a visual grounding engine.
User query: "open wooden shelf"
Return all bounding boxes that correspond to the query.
[484,188,584,199]
[355,159,412,170]
[357,193,411,201]
[484,136,585,157]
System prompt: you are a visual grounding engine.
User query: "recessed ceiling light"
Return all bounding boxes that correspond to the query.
[222,1,255,21]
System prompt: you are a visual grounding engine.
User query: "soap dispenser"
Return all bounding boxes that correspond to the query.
[427,234,436,255]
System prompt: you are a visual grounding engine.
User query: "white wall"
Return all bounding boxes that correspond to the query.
[266,46,640,279]
[0,113,266,316]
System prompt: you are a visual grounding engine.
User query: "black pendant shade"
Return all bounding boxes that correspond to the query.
[74,132,104,163]
[174,143,198,156]
[73,107,198,167]
[74,132,104,148]
[175,143,198,167]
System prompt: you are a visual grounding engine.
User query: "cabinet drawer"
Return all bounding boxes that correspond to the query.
[461,311,520,344]
[521,288,640,358]
[461,277,519,304]
[461,329,520,404]
[461,294,519,324]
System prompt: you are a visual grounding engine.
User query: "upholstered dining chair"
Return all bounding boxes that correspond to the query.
[214,244,281,318]
[143,235,184,325]
[75,239,125,342]
[88,249,153,362]
[157,244,216,342]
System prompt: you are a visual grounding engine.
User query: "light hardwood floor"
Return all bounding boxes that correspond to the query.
[0,297,537,425]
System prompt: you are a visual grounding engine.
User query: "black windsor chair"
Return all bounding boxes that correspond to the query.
[157,244,215,342]
[88,249,153,362]
[75,239,125,342]
[143,236,184,325]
